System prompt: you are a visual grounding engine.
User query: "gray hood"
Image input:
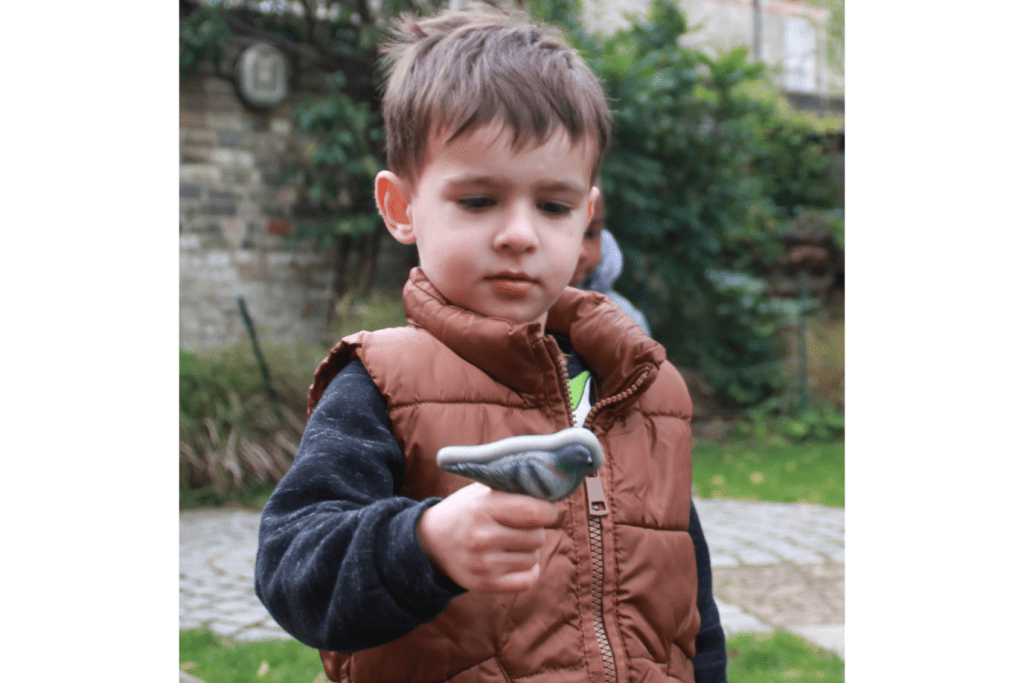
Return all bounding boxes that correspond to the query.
[580,230,650,336]
[581,229,623,294]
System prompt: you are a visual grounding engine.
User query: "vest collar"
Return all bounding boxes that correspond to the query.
[402,268,665,401]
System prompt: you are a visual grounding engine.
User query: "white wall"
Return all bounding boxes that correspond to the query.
[581,0,844,100]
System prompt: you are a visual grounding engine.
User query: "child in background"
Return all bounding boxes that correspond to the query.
[255,6,729,682]
[570,189,651,335]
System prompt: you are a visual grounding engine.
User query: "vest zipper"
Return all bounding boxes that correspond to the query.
[554,351,615,682]
[585,473,614,683]
[556,351,645,683]
[581,368,651,432]
[581,367,651,683]
[554,342,653,683]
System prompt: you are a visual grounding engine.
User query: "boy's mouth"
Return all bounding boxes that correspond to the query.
[487,272,536,296]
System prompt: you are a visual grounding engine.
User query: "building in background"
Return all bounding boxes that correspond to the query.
[583,0,844,115]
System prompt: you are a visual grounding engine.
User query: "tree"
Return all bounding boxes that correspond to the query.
[180,0,843,408]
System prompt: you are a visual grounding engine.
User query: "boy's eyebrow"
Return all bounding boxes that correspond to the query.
[444,174,588,196]
[535,180,589,196]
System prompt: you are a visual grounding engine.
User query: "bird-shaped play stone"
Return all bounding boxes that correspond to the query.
[436,427,605,502]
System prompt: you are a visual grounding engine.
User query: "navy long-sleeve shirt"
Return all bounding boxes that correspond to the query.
[255,357,728,681]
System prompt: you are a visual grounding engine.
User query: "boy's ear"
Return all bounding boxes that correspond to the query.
[375,171,415,244]
[587,185,601,222]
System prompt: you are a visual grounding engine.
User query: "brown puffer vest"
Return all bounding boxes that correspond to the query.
[309,269,700,683]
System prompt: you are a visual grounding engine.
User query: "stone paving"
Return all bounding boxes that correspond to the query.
[179,497,844,659]
[693,498,845,659]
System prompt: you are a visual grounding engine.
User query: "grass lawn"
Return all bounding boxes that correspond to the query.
[692,440,844,507]
[179,629,326,683]
[726,631,844,682]
[180,483,276,510]
[180,629,842,682]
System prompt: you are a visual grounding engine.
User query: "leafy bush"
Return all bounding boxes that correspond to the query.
[569,0,842,407]
[179,294,407,502]
[179,3,231,77]
[180,346,313,502]
[690,269,796,406]
[731,396,845,443]
[747,100,843,216]
[288,72,384,246]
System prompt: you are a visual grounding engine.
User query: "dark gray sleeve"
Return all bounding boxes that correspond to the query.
[254,359,464,652]
[690,501,730,682]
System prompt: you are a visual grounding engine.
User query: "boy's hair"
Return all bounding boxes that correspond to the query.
[379,4,611,186]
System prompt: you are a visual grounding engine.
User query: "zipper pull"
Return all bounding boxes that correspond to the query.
[585,473,609,517]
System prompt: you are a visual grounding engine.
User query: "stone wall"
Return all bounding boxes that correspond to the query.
[179,59,332,352]
[179,50,415,353]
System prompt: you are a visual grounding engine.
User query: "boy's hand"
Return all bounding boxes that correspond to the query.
[417,482,559,593]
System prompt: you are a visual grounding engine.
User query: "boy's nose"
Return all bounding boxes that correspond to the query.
[494,204,539,253]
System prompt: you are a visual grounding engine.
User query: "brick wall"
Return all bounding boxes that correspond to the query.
[179,51,416,352]
[179,60,335,351]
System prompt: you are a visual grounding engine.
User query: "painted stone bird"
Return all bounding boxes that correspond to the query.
[436,427,605,502]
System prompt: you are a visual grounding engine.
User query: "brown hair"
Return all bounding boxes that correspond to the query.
[379,4,611,186]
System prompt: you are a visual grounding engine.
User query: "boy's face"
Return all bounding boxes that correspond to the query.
[570,193,604,288]
[381,122,599,328]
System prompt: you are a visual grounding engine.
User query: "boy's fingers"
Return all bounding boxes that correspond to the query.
[480,527,546,553]
[491,549,541,572]
[465,550,539,580]
[488,564,541,593]
[488,493,560,529]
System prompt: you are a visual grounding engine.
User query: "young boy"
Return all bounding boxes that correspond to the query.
[255,6,728,683]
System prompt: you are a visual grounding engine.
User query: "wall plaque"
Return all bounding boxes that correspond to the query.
[235,43,289,109]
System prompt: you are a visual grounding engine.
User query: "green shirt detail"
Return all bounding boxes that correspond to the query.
[568,369,591,411]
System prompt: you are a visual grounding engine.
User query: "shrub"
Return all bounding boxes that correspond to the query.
[179,346,314,502]
[730,396,845,443]
[179,293,408,502]
[572,0,843,408]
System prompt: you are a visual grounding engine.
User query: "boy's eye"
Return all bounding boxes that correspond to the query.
[459,197,495,210]
[539,202,571,217]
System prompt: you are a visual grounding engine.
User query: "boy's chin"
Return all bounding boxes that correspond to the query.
[466,301,549,327]
[479,310,545,327]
